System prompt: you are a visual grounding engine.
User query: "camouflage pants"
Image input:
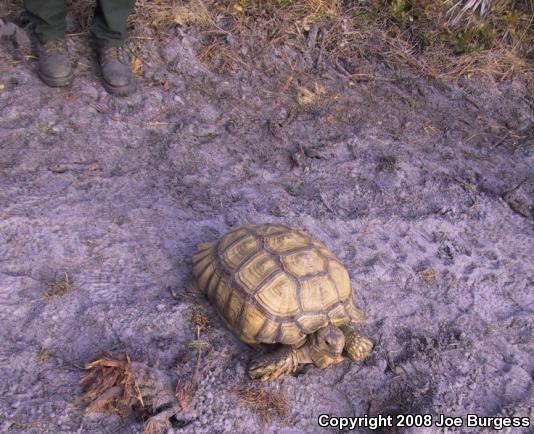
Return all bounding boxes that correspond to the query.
[23,0,136,47]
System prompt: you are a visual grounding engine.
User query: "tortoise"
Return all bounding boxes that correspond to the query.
[192,223,373,381]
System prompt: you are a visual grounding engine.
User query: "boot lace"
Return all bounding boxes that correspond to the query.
[102,47,128,63]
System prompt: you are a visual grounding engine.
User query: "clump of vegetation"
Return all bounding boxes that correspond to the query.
[351,0,532,79]
[79,353,179,434]
[377,155,399,172]
[44,273,72,298]
[79,354,143,416]
[36,347,50,363]
[174,304,211,411]
[421,267,437,284]
[2,0,532,80]
[232,384,289,425]
[188,304,211,333]
[296,83,328,113]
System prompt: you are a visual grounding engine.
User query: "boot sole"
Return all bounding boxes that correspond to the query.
[38,69,73,87]
[101,78,136,96]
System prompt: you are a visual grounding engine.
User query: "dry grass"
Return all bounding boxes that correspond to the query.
[142,416,172,434]
[296,83,328,112]
[232,384,289,425]
[170,0,533,81]
[188,304,211,333]
[132,0,212,29]
[36,347,50,363]
[2,0,532,81]
[174,357,201,412]
[173,303,211,411]
[421,267,437,284]
[44,272,72,298]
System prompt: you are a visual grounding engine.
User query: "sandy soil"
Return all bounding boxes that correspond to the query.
[0,17,533,434]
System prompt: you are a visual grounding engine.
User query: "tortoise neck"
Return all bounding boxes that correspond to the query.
[293,344,313,365]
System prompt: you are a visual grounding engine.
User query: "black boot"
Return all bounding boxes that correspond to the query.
[37,39,73,87]
[97,46,135,96]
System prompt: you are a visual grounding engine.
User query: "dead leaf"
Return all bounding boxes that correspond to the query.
[131,57,143,76]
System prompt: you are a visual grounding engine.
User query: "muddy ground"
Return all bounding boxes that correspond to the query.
[0,13,533,434]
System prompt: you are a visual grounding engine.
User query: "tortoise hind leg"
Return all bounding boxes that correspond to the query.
[340,325,373,361]
[248,346,308,381]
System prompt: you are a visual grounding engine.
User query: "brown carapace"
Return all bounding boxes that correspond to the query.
[192,223,372,381]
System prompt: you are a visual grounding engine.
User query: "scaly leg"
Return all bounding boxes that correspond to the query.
[340,326,373,361]
[248,346,309,382]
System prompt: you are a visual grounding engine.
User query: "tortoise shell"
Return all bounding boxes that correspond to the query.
[192,224,362,346]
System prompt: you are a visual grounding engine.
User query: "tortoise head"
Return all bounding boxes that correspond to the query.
[308,325,345,368]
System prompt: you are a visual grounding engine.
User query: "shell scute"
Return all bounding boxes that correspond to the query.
[280,249,326,278]
[239,303,266,343]
[328,260,351,300]
[235,251,279,295]
[220,234,260,270]
[300,275,338,311]
[279,322,304,345]
[256,272,299,316]
[265,231,310,254]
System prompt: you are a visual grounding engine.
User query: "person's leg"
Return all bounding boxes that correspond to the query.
[24,0,67,43]
[90,0,136,48]
[91,0,136,95]
[23,0,73,87]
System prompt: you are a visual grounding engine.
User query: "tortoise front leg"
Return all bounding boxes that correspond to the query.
[248,346,309,381]
[340,325,373,361]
